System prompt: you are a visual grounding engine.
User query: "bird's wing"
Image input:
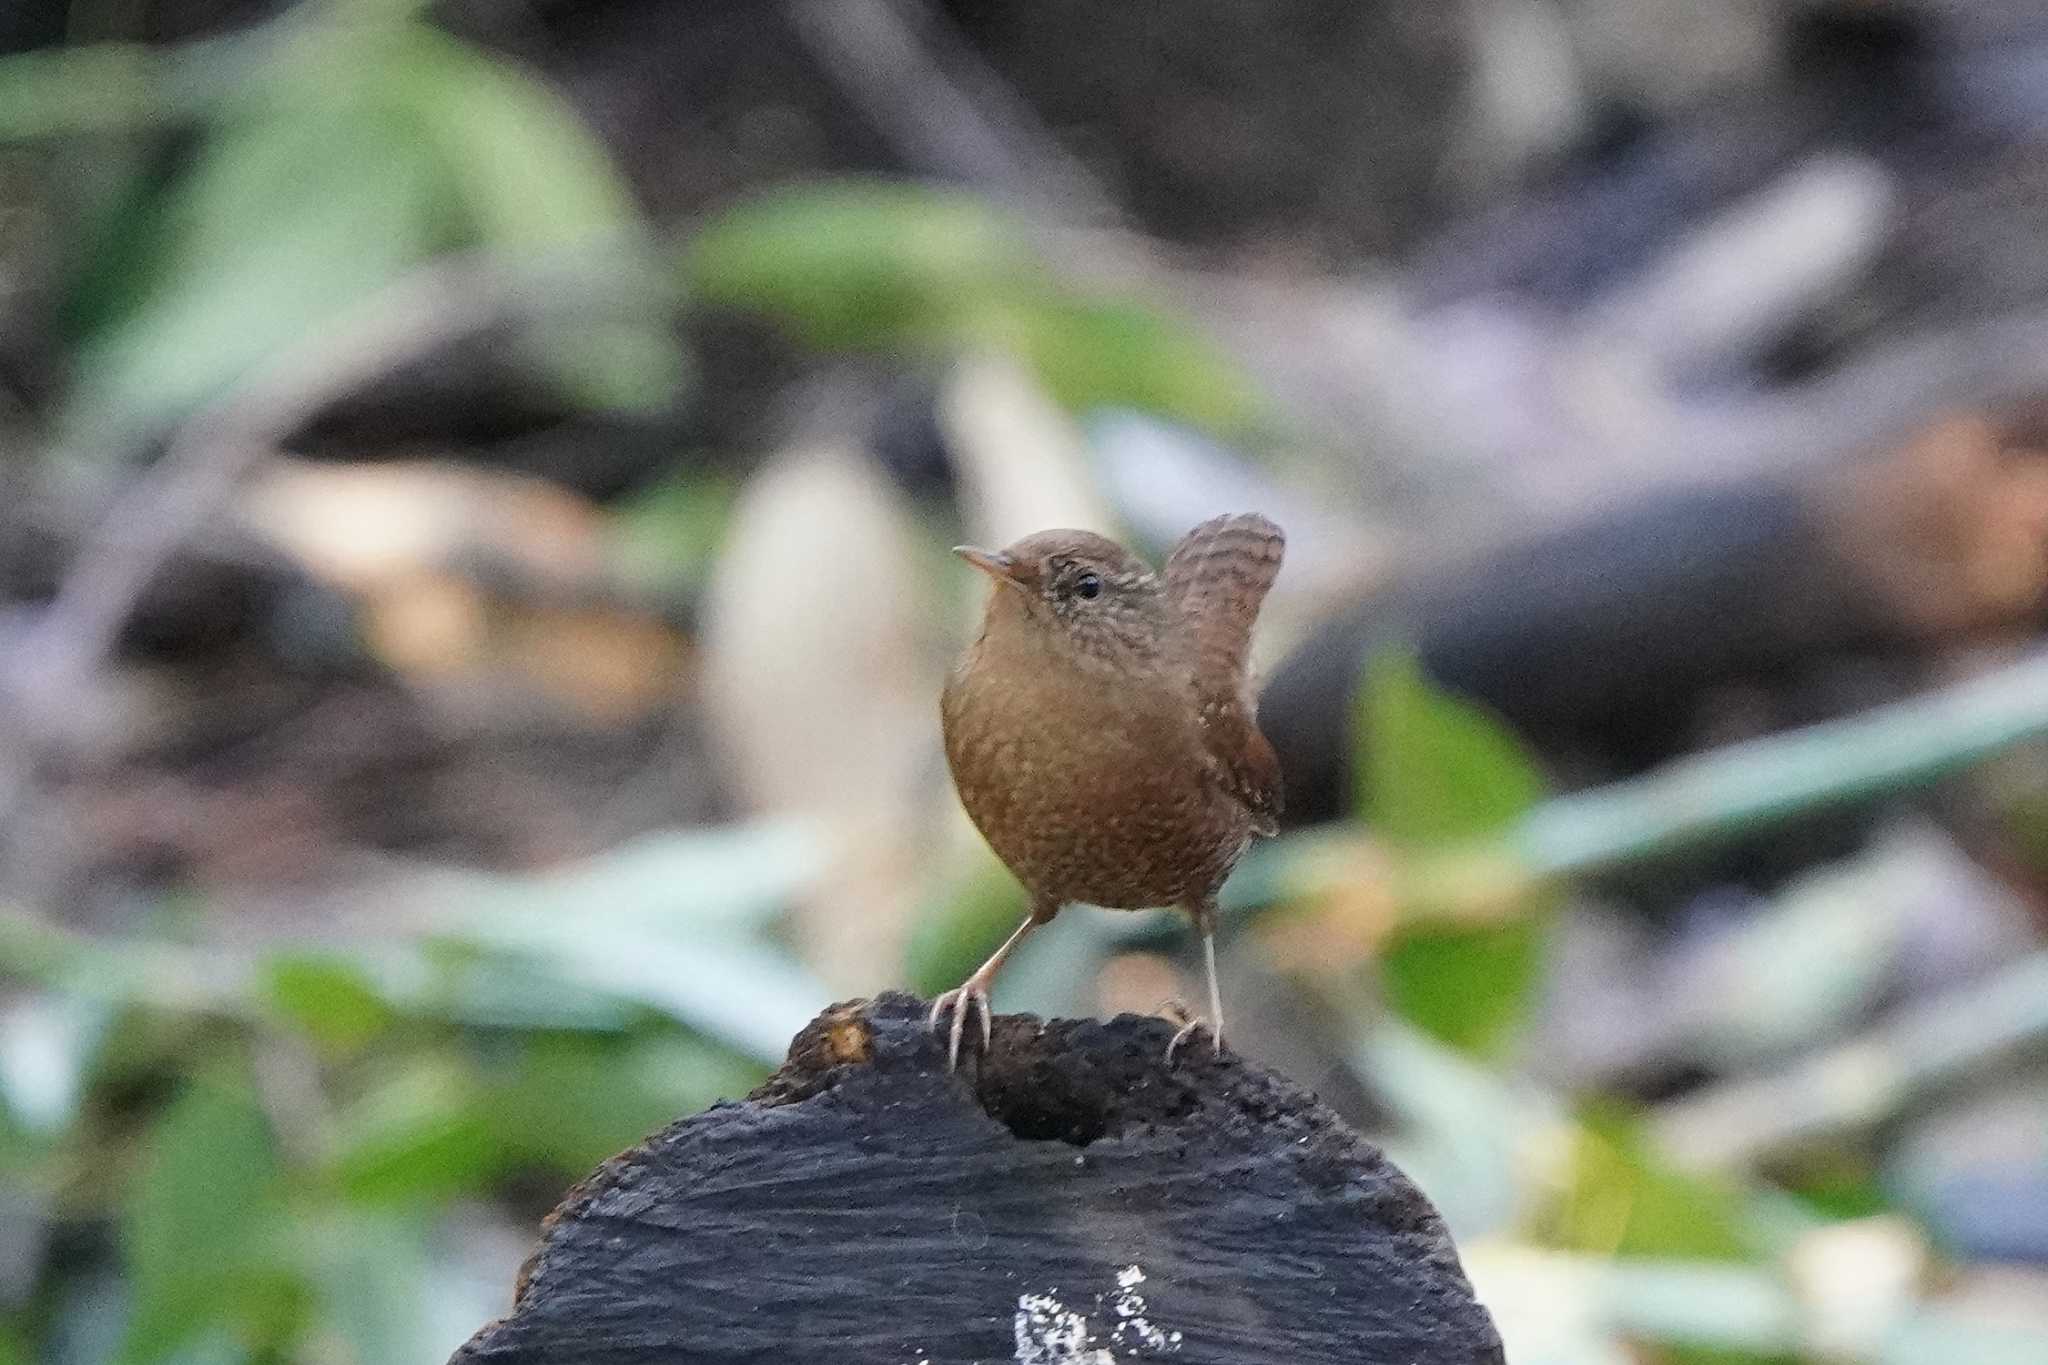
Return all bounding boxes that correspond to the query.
[1163,513,1285,834]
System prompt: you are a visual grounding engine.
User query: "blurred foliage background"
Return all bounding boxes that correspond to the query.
[3,0,2048,1361]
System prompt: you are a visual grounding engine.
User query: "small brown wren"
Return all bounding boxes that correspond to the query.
[933,513,1286,1067]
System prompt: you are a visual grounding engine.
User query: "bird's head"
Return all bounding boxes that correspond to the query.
[954,529,1169,667]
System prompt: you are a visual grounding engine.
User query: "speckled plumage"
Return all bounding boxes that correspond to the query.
[931,514,1285,1065]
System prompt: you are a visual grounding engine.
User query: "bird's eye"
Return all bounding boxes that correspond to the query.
[1073,572,1102,600]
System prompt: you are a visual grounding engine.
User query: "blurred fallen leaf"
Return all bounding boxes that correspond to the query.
[360,570,490,679]
[1255,834,1399,976]
[1821,412,2048,640]
[242,459,605,594]
[491,601,689,724]
[698,441,941,987]
[242,459,685,720]
[939,350,1114,548]
[1092,951,1184,1022]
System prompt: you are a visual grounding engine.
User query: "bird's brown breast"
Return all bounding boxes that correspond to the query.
[942,636,1254,910]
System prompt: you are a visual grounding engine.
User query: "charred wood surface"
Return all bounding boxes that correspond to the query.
[452,992,1502,1365]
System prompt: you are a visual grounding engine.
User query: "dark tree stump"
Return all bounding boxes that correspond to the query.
[452,992,1502,1365]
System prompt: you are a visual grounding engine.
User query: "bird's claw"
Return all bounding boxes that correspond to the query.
[1164,1011,1224,1067]
[927,981,994,1070]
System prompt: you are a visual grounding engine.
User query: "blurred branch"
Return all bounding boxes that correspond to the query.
[1511,647,2048,877]
[0,31,274,138]
[1693,308,2048,478]
[1361,645,2048,926]
[1652,951,2048,1170]
[0,824,829,1063]
[0,903,260,1018]
[0,244,658,824]
[0,0,442,140]
[784,0,1114,226]
[1097,648,2048,952]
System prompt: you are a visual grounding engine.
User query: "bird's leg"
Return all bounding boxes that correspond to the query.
[928,902,1052,1069]
[1166,898,1226,1065]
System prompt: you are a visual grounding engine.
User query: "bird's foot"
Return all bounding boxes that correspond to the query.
[927,979,995,1070]
[1162,998,1224,1066]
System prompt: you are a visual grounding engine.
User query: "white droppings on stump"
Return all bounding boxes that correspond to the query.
[1108,1265,1182,1352]
[1013,1267,1183,1362]
[1014,1291,1113,1364]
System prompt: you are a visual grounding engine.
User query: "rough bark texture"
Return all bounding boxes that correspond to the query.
[452,991,1503,1365]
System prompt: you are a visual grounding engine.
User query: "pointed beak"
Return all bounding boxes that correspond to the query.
[953,545,1028,593]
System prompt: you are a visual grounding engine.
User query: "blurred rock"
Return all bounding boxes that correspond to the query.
[938,0,1473,261]
[1886,1079,2048,1263]
[1557,0,1778,114]
[240,459,688,723]
[1536,823,2041,1090]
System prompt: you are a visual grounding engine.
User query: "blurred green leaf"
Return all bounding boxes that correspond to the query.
[297,1210,440,1365]
[328,1032,759,1202]
[690,182,1027,344]
[1008,296,1257,437]
[904,854,1029,997]
[332,1105,500,1205]
[0,46,175,138]
[437,823,829,1060]
[377,26,682,412]
[465,823,824,931]
[139,1334,250,1365]
[325,1056,499,1204]
[119,1079,287,1364]
[1782,1154,1892,1223]
[1344,1010,1544,1240]
[62,20,679,447]
[0,32,269,140]
[67,102,443,446]
[476,931,822,1065]
[1358,648,1546,847]
[491,1033,758,1172]
[1995,776,2048,881]
[608,469,740,594]
[264,954,396,1057]
[1546,1104,1762,1262]
[420,948,640,1033]
[687,182,1259,433]
[1545,1107,1785,1365]
[381,28,631,249]
[616,1032,766,1116]
[1358,648,1550,1055]
[1379,917,1544,1058]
